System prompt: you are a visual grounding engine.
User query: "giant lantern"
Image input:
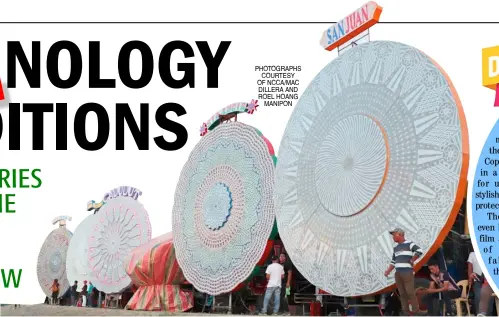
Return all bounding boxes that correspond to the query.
[172,101,277,295]
[274,2,469,296]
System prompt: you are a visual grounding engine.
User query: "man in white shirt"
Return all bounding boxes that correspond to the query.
[260,256,284,315]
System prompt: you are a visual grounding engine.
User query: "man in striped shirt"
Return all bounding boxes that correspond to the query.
[384,228,424,316]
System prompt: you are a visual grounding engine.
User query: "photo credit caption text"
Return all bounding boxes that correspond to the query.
[255,65,301,107]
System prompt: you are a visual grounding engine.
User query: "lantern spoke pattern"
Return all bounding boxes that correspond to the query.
[274,41,468,296]
[37,228,72,297]
[88,197,152,293]
[66,215,94,288]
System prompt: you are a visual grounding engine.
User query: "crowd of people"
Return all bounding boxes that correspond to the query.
[261,229,479,316]
[385,227,472,316]
[44,232,492,316]
[386,227,495,316]
[70,280,99,307]
[47,279,102,308]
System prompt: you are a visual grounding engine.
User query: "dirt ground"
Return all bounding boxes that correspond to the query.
[0,304,208,316]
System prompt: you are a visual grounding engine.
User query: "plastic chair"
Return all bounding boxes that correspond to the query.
[453,280,471,316]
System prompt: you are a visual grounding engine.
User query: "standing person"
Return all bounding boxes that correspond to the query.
[98,290,103,308]
[477,278,494,316]
[50,279,59,305]
[87,282,94,307]
[422,262,460,315]
[92,286,99,307]
[384,228,424,316]
[70,281,78,306]
[81,280,88,307]
[279,252,293,316]
[260,255,284,316]
[468,251,493,315]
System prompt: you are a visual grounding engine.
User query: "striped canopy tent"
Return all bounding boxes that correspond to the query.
[124,233,194,312]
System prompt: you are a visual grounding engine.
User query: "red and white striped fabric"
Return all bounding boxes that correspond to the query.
[125,233,193,312]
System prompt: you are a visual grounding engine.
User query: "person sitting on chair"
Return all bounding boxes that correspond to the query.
[422,261,461,316]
